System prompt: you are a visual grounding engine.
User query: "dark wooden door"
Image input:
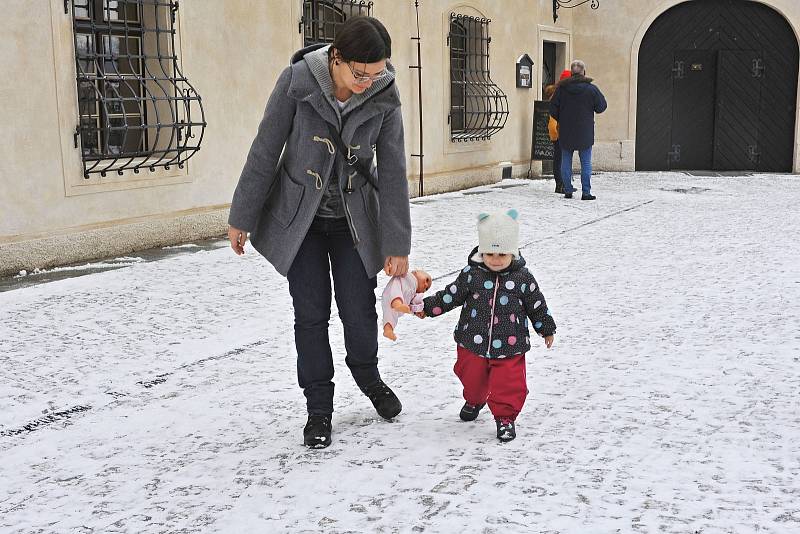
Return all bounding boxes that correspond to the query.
[713,50,762,170]
[636,0,798,172]
[669,50,717,170]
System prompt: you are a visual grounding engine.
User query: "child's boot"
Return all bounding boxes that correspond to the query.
[495,418,516,442]
[459,402,485,421]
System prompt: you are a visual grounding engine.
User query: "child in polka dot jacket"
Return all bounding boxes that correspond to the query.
[421,209,556,442]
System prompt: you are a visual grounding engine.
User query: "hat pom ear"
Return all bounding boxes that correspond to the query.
[477,212,490,221]
[506,209,519,220]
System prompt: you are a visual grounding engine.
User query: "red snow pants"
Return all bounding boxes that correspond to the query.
[454,346,528,421]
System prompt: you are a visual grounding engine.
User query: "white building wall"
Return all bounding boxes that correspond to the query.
[1,0,797,275]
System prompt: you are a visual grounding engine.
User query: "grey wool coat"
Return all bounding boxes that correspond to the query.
[228,44,411,277]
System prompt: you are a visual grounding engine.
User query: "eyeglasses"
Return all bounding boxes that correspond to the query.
[345,61,388,84]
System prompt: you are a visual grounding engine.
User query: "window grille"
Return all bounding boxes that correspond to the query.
[301,0,372,46]
[448,13,508,142]
[70,0,206,178]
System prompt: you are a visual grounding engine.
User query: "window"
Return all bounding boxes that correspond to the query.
[70,0,205,177]
[302,0,372,46]
[448,13,508,142]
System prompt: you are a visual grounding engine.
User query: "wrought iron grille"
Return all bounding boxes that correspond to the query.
[70,0,205,178]
[302,0,373,46]
[448,13,508,142]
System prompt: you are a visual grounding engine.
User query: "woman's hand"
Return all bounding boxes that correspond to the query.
[544,335,554,348]
[228,226,249,255]
[384,256,409,277]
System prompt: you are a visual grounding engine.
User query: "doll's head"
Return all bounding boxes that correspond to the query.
[477,209,519,272]
[412,270,432,293]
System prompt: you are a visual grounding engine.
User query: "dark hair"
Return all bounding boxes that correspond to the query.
[329,16,391,64]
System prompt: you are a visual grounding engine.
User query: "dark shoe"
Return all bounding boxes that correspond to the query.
[303,414,332,448]
[564,192,573,199]
[361,380,402,419]
[555,182,564,194]
[459,402,485,421]
[496,418,516,442]
[581,194,596,200]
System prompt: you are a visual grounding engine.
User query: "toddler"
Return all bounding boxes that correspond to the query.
[421,209,556,442]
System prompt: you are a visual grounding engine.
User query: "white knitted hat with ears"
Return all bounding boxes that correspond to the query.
[476,209,520,257]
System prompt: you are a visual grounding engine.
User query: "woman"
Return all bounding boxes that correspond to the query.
[227,16,411,449]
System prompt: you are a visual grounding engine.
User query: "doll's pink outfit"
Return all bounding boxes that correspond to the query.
[381,273,424,328]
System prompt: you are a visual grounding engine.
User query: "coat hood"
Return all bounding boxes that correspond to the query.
[560,74,595,94]
[288,43,398,115]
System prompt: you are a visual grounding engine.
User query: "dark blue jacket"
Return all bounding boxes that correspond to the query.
[423,247,556,359]
[549,75,607,151]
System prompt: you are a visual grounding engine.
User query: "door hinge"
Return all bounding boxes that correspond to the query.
[299,15,304,34]
[752,58,764,78]
[747,145,761,163]
[667,144,681,162]
[64,0,69,14]
[672,60,685,79]
[73,125,80,149]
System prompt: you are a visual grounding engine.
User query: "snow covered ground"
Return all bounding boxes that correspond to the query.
[1,172,799,533]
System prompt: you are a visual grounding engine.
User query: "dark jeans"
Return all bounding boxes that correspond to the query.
[287,216,381,416]
[552,139,562,185]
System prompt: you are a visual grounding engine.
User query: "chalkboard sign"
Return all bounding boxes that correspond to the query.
[531,100,554,161]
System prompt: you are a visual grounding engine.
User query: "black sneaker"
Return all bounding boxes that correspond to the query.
[495,418,516,442]
[564,192,573,199]
[555,182,564,194]
[459,402,485,421]
[581,193,596,200]
[303,414,332,448]
[361,380,402,419]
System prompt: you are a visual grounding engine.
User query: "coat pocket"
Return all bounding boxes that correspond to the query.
[266,167,305,229]
[359,180,380,227]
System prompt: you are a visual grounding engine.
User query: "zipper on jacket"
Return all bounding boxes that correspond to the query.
[335,116,360,246]
[342,194,360,245]
[486,274,500,355]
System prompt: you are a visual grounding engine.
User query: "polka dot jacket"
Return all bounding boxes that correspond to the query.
[422,247,556,359]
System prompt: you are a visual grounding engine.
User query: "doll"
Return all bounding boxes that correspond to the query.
[381,270,432,341]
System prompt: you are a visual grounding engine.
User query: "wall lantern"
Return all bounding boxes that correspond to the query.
[553,0,600,23]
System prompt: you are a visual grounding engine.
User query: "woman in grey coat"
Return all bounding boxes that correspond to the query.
[227,17,412,449]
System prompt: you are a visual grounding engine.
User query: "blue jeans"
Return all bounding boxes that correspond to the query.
[287,217,381,415]
[561,147,592,195]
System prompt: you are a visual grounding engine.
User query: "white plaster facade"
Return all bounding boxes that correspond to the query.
[1,0,798,275]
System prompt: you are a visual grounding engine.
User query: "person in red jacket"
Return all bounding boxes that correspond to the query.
[544,70,573,194]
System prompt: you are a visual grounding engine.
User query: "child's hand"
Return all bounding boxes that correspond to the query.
[544,335,554,348]
[415,311,426,319]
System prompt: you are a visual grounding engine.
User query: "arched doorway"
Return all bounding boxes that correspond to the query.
[635,0,798,172]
